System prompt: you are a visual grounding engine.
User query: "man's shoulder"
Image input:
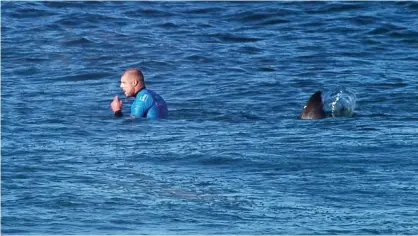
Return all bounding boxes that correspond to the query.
[136,89,154,103]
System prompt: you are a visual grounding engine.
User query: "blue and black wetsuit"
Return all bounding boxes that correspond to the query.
[115,88,168,119]
[131,88,168,119]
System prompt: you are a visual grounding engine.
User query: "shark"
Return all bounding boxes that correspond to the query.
[298,91,326,119]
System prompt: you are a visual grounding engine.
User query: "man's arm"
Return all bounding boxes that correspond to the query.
[110,96,123,117]
[114,110,123,117]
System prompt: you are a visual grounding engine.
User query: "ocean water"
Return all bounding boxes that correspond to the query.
[2,1,418,234]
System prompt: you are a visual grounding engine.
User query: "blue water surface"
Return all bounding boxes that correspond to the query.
[2,1,418,234]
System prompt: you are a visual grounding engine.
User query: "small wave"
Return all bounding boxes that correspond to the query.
[181,7,223,14]
[398,56,418,62]
[55,12,124,28]
[55,16,81,27]
[125,8,174,18]
[299,21,327,28]
[294,53,324,61]
[82,13,126,25]
[168,108,222,121]
[261,18,290,26]
[259,67,276,72]
[400,38,418,45]
[355,113,396,119]
[209,33,262,43]
[368,23,407,35]
[210,112,263,123]
[199,156,242,166]
[231,7,297,24]
[137,60,175,70]
[62,37,93,46]
[408,2,418,10]
[169,107,263,123]
[43,1,90,9]
[156,22,179,29]
[12,67,41,77]
[369,27,391,35]
[390,29,418,40]
[236,46,263,54]
[373,81,409,90]
[8,2,57,18]
[305,2,366,14]
[349,15,377,25]
[395,1,418,10]
[184,55,215,63]
[235,11,273,23]
[54,72,112,82]
[24,57,50,63]
[361,38,381,45]
[322,26,360,34]
[227,67,248,73]
[196,23,214,29]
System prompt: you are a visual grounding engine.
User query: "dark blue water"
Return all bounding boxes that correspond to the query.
[2,1,418,234]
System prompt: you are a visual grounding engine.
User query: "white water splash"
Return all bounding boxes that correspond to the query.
[325,87,357,117]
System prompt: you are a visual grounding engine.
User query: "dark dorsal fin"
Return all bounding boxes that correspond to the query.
[299,91,326,119]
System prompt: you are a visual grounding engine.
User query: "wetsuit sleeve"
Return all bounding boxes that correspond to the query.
[114,110,123,117]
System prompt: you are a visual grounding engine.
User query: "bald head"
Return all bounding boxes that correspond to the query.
[122,68,145,85]
[120,68,146,97]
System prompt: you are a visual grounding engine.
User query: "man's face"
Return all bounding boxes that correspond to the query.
[120,75,136,97]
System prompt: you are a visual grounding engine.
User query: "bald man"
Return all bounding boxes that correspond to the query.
[110,68,168,119]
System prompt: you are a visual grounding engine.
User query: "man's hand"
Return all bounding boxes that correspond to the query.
[110,96,123,112]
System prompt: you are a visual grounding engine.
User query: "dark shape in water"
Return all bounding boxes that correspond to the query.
[299,91,326,119]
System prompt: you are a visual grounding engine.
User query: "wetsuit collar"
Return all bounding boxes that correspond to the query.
[134,87,146,97]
